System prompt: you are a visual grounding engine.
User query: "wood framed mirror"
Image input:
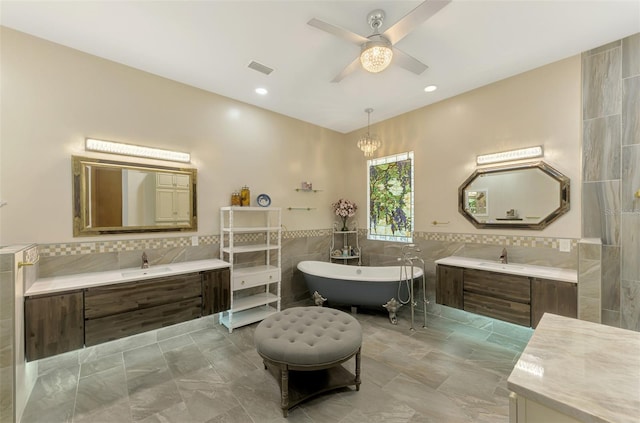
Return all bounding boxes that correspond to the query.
[72,156,197,236]
[458,161,569,230]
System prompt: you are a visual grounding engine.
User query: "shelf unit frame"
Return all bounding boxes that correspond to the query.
[330,229,361,265]
[219,206,281,332]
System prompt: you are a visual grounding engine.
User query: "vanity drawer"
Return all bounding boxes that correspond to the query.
[233,269,279,290]
[463,268,530,303]
[85,297,202,346]
[84,273,202,319]
[464,292,531,327]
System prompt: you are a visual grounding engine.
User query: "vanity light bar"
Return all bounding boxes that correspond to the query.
[476,146,543,165]
[85,138,191,163]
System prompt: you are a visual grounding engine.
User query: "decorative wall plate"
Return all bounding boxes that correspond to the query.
[257,193,271,207]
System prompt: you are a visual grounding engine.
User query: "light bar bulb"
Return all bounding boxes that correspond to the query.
[476,146,543,165]
[86,138,190,163]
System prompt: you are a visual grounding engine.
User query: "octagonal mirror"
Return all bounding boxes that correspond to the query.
[458,161,569,229]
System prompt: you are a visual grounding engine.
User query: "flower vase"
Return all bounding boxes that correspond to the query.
[341,217,349,232]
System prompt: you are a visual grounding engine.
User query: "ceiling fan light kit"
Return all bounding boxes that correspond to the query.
[360,10,393,73]
[360,37,393,73]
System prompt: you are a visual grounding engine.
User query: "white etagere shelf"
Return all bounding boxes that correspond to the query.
[219,206,281,333]
[330,229,361,265]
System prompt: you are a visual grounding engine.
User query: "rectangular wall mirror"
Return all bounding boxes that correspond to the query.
[72,156,197,236]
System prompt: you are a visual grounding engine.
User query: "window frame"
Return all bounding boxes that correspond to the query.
[366,151,414,243]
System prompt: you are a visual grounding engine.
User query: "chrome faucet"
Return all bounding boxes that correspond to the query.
[499,248,508,264]
[141,252,149,269]
[400,243,422,261]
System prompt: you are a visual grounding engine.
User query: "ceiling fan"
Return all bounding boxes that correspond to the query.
[308,0,451,83]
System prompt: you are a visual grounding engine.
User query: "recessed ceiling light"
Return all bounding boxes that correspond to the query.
[255,87,268,95]
[424,85,437,93]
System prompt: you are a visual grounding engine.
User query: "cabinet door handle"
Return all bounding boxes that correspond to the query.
[241,280,245,285]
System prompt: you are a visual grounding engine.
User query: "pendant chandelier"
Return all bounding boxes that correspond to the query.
[357,108,381,157]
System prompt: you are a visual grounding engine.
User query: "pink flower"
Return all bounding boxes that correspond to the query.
[332,199,357,218]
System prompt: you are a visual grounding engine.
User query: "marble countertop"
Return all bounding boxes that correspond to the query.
[434,256,577,283]
[0,243,36,254]
[508,314,640,423]
[26,258,230,296]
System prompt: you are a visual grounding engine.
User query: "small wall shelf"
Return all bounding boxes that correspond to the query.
[294,188,322,192]
[287,207,316,211]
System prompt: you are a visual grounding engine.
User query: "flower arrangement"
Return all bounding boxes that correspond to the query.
[332,198,357,231]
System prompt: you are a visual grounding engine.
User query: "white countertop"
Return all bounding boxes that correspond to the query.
[26,259,230,296]
[434,256,577,283]
[508,313,640,423]
[0,244,36,254]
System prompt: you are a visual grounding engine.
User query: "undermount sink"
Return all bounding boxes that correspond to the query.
[478,262,526,271]
[121,266,172,278]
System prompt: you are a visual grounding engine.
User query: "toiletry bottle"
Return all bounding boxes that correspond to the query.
[240,186,250,206]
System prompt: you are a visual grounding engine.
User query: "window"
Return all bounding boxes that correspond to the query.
[367,151,414,242]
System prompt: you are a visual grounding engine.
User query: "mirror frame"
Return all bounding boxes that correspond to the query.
[72,155,197,236]
[458,161,570,230]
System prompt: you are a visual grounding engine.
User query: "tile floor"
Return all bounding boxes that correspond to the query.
[20,306,532,423]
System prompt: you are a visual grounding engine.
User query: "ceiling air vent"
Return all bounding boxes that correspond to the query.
[248,61,274,75]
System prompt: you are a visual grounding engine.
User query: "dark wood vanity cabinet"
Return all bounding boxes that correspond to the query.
[436,265,577,329]
[25,268,231,359]
[25,291,84,361]
[531,277,577,328]
[463,269,531,327]
[202,267,231,315]
[84,273,204,346]
[436,265,464,309]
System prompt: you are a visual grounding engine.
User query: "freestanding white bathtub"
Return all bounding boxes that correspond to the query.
[297,260,422,309]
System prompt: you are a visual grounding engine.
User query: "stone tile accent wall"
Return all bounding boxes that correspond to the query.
[578,239,602,323]
[0,254,15,422]
[36,230,578,310]
[582,32,640,331]
[1,245,39,422]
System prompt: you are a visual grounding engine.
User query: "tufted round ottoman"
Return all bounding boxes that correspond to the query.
[254,306,362,416]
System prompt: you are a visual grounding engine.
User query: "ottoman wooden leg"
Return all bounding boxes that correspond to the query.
[281,364,289,417]
[355,347,361,391]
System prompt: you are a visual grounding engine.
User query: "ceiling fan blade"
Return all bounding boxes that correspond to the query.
[308,18,369,45]
[331,57,362,83]
[383,0,451,45]
[393,48,428,75]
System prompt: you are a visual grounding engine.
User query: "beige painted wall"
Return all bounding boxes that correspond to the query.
[342,55,582,237]
[0,28,345,244]
[1,27,581,245]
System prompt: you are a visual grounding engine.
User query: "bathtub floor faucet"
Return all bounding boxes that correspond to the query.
[398,244,428,331]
